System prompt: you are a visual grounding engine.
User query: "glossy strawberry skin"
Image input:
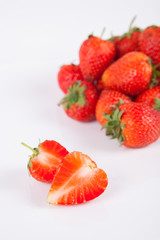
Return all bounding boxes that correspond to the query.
[28,140,69,182]
[114,31,141,59]
[58,64,84,94]
[47,151,108,205]
[79,36,116,82]
[102,52,152,96]
[139,27,160,69]
[64,81,98,122]
[119,103,160,148]
[135,86,160,107]
[95,89,131,125]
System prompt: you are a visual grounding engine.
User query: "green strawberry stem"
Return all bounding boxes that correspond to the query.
[148,59,160,88]
[108,35,115,41]
[108,16,141,41]
[100,27,106,39]
[88,28,106,39]
[153,98,160,111]
[102,99,125,143]
[128,16,137,34]
[119,16,141,40]
[21,142,38,155]
[21,142,39,169]
[58,81,86,110]
[108,31,115,41]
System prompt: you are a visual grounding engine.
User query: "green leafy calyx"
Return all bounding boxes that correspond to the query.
[108,35,116,42]
[58,81,86,110]
[88,34,94,38]
[21,142,39,170]
[102,99,125,143]
[147,25,158,29]
[108,16,141,42]
[153,98,160,111]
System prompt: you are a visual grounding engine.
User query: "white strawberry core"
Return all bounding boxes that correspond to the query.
[78,165,93,177]
[47,186,74,204]
[38,152,61,166]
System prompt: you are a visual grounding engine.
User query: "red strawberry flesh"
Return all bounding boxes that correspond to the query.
[47,151,108,205]
[22,140,69,183]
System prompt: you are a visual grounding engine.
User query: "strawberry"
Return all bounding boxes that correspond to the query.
[102,51,160,96]
[79,35,115,82]
[95,89,131,126]
[102,102,160,148]
[47,151,108,205]
[59,80,98,122]
[139,26,160,86]
[136,86,160,111]
[57,64,84,94]
[111,17,141,59]
[112,29,141,59]
[139,26,160,68]
[21,140,69,182]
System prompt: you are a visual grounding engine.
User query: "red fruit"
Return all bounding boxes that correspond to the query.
[59,81,98,122]
[47,151,108,205]
[136,86,160,111]
[57,64,84,94]
[95,89,131,125]
[139,26,160,86]
[131,30,141,45]
[139,26,160,68]
[102,51,154,96]
[102,102,160,148]
[113,30,141,59]
[110,17,141,59]
[79,36,115,82]
[21,140,69,182]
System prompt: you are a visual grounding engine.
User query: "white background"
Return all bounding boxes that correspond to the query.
[0,0,160,239]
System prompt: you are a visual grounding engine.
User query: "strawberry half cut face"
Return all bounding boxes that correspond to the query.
[47,151,108,205]
[22,140,69,183]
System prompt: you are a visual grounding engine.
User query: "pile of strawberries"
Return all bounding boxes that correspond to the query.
[58,20,160,148]
[22,20,160,206]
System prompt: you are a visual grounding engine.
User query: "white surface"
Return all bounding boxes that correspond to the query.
[0,0,160,239]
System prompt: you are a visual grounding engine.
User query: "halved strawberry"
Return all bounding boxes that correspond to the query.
[47,151,108,205]
[21,140,69,183]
